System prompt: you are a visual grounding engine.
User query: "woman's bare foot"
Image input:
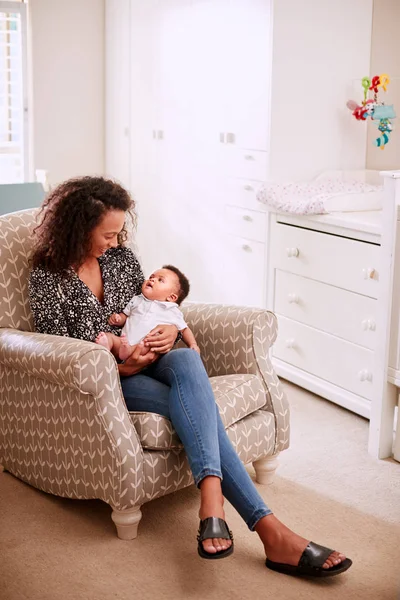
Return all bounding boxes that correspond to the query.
[256,514,346,570]
[95,332,111,351]
[199,476,232,554]
[119,334,133,361]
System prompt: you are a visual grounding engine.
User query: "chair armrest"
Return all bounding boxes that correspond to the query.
[181,303,277,376]
[0,329,116,394]
[181,303,289,453]
[0,329,144,508]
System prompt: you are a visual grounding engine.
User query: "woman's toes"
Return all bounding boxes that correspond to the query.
[203,540,217,553]
[213,540,222,552]
[215,538,231,551]
[323,551,344,569]
[202,537,231,553]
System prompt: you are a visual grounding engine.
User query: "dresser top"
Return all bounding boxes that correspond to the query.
[275,210,382,244]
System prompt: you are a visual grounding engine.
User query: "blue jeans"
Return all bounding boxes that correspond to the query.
[120,348,272,530]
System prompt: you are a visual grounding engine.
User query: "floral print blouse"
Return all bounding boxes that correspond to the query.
[28,247,144,342]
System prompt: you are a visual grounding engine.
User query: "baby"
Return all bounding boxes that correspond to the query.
[95,264,199,360]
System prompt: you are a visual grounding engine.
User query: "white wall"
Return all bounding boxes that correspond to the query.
[269,0,374,181]
[366,0,400,171]
[29,0,105,186]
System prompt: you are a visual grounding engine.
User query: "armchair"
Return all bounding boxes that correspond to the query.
[0,209,289,539]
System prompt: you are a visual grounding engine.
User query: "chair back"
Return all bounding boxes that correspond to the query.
[0,183,45,216]
[0,208,38,331]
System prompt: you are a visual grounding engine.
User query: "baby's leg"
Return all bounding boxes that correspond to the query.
[119,333,137,361]
[95,332,120,358]
[119,335,153,361]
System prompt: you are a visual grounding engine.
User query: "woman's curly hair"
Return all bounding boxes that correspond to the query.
[31,176,135,273]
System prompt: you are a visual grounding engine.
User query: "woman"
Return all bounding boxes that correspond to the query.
[28,176,352,578]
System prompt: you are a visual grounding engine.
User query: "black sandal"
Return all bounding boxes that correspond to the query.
[197,517,234,560]
[266,541,352,578]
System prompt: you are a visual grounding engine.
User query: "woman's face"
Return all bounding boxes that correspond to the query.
[89,209,126,258]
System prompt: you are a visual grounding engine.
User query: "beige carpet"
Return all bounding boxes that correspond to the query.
[1,382,399,600]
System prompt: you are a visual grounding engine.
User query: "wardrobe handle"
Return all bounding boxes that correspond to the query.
[242,215,253,222]
[242,244,252,252]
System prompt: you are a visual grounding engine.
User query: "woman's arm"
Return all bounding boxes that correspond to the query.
[28,268,69,336]
[118,342,159,376]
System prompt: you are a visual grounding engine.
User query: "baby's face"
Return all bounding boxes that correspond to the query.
[142,268,179,303]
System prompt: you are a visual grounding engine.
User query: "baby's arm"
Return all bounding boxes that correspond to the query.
[181,327,200,354]
[108,312,128,327]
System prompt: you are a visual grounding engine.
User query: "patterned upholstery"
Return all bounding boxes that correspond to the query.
[130,374,270,450]
[0,209,37,332]
[0,209,290,536]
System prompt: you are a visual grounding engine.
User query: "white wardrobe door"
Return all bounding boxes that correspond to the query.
[127,0,271,302]
[105,0,131,189]
[129,1,164,274]
[216,0,272,151]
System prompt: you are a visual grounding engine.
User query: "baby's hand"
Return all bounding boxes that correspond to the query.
[108,313,122,326]
[190,344,201,355]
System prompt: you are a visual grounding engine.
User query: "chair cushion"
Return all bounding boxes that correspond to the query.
[129,373,267,450]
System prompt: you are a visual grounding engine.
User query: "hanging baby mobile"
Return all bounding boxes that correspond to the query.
[346,74,396,149]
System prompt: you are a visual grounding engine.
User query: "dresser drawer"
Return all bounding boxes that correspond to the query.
[225,205,266,243]
[273,316,374,400]
[221,147,268,181]
[234,149,268,181]
[271,222,380,298]
[224,178,265,211]
[274,271,377,350]
[223,235,266,307]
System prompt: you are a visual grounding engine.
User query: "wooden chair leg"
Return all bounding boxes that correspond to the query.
[111,505,143,540]
[252,454,279,485]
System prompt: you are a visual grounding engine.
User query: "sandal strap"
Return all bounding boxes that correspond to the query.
[299,542,334,569]
[197,517,233,542]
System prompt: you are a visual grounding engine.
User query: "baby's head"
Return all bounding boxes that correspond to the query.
[142,265,190,305]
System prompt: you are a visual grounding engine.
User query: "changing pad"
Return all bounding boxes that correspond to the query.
[256,179,384,215]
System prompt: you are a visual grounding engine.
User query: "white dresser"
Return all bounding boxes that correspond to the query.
[267,210,382,419]
[222,150,269,308]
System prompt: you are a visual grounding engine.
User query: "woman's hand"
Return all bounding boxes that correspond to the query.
[143,324,179,354]
[118,342,158,376]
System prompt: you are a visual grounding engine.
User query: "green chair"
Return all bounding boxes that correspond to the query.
[0,183,45,216]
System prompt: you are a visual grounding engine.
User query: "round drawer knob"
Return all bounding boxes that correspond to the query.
[286,247,299,258]
[362,267,376,280]
[242,244,252,252]
[244,154,255,161]
[362,319,376,331]
[358,369,373,382]
[288,293,299,304]
[244,184,254,192]
[285,338,296,349]
[242,215,253,222]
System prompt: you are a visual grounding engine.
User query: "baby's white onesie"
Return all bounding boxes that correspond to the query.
[122,294,187,345]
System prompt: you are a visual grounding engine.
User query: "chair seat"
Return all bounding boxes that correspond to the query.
[129,373,267,450]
